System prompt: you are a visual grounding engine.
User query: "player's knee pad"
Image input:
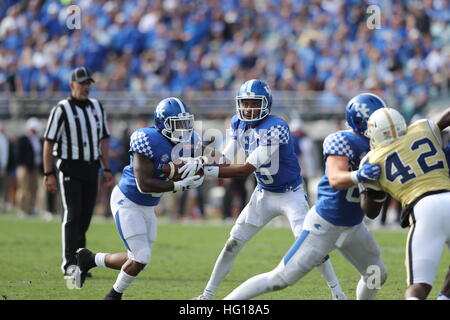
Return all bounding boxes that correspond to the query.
[298,247,327,272]
[279,245,324,286]
[224,237,245,256]
[132,246,151,265]
[133,247,151,265]
[266,268,290,291]
[140,245,153,270]
[126,234,153,266]
[316,254,330,266]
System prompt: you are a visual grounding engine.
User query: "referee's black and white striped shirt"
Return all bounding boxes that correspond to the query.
[44,96,110,162]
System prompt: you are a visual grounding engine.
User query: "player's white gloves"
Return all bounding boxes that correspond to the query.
[351,162,381,184]
[179,156,207,179]
[173,175,204,192]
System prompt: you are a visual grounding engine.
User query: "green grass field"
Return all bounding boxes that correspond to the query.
[0,213,449,300]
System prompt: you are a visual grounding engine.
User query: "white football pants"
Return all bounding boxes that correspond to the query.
[225,206,387,299]
[230,185,310,242]
[406,192,450,286]
[110,186,157,265]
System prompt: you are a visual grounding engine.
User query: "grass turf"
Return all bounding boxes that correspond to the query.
[0,213,448,300]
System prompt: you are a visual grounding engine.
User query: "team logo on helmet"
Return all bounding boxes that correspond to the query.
[346,93,387,136]
[354,103,370,120]
[154,97,194,143]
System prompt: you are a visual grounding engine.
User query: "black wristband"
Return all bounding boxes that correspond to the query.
[44,171,55,177]
[103,168,111,173]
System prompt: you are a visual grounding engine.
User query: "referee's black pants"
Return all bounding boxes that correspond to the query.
[57,160,99,274]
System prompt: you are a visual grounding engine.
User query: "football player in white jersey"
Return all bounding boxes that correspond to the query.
[361,107,450,300]
[222,93,388,300]
[189,79,346,300]
[72,97,204,300]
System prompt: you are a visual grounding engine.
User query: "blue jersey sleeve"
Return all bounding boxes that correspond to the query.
[230,115,240,141]
[129,129,154,159]
[323,132,354,159]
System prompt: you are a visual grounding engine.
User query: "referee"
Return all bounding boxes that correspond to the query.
[43,67,113,287]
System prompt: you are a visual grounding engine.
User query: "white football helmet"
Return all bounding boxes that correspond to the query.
[366,108,407,149]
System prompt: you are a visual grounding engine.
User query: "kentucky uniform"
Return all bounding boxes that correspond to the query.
[110,126,201,264]
[228,114,309,241]
[268,130,386,290]
[198,79,346,301]
[364,119,450,286]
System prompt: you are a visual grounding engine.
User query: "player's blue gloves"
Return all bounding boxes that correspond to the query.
[351,162,381,183]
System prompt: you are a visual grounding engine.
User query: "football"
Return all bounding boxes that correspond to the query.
[162,159,204,181]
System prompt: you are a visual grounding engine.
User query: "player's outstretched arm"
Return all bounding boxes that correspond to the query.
[177,142,233,179]
[212,162,256,179]
[327,155,381,190]
[326,155,357,189]
[204,143,276,179]
[326,155,381,190]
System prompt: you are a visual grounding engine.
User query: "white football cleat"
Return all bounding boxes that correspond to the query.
[192,294,211,300]
[64,265,80,290]
[333,292,348,300]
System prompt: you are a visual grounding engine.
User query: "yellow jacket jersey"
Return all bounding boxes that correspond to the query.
[364,119,450,208]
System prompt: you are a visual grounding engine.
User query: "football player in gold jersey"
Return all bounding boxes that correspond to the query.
[360,108,450,300]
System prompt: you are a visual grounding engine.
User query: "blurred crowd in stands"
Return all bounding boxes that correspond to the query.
[0,0,449,121]
[0,0,446,229]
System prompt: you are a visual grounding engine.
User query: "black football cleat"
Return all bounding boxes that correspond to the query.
[75,248,96,289]
[104,288,123,300]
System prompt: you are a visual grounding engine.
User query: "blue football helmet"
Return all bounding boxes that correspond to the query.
[345,93,387,137]
[236,79,272,125]
[154,97,194,143]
